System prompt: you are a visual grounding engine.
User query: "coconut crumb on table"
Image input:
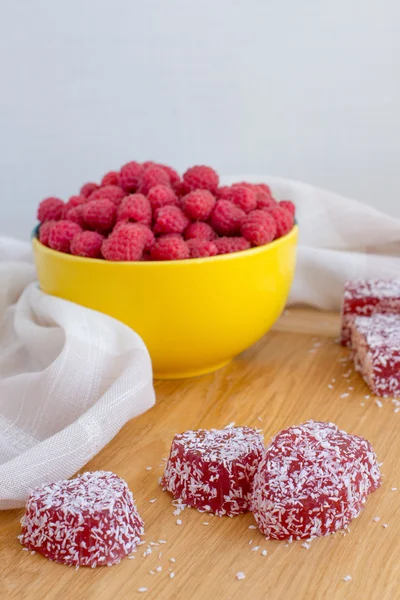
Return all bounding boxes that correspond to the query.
[156,566,162,572]
[373,517,381,522]
[390,488,397,491]
[236,572,246,580]
[261,550,267,556]
[176,519,182,525]
[382,524,388,528]
[138,588,148,593]
[169,557,176,563]
[375,400,383,408]
[145,467,152,471]
[149,498,158,504]
[342,575,352,583]
[170,572,175,579]
[251,546,260,552]
[248,525,257,529]
[302,542,310,550]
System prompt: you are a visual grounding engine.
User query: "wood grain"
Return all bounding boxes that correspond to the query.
[1,309,399,600]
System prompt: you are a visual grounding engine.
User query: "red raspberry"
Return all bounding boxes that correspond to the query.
[241,210,277,246]
[116,194,152,226]
[118,161,143,193]
[173,180,191,197]
[101,171,119,186]
[274,206,294,238]
[210,200,245,236]
[147,185,179,211]
[89,185,125,205]
[181,190,216,221]
[80,182,99,198]
[139,166,170,195]
[215,186,232,200]
[64,195,87,214]
[257,191,278,211]
[160,164,180,186]
[187,239,218,258]
[71,231,104,258]
[183,165,219,193]
[257,183,271,195]
[228,185,257,213]
[184,221,217,241]
[214,237,251,255]
[154,206,189,235]
[114,221,155,252]
[65,204,86,228]
[38,221,56,246]
[37,197,65,223]
[48,221,82,254]
[82,199,116,232]
[279,200,296,217]
[102,223,147,261]
[150,237,189,261]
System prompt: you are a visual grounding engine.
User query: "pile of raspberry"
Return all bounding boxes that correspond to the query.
[37,162,296,261]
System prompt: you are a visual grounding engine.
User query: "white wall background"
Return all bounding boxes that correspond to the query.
[1,0,399,240]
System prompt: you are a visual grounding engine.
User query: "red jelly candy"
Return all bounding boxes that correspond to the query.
[340,279,400,347]
[20,471,144,567]
[162,426,265,516]
[352,313,400,398]
[251,420,381,540]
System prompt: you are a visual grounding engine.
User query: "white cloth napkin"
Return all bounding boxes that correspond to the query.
[0,237,155,509]
[1,177,399,509]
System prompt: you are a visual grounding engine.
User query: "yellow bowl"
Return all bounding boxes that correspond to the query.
[32,226,298,379]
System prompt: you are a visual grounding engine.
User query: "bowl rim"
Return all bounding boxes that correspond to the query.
[32,223,298,266]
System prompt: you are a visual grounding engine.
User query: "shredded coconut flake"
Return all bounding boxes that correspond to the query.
[236,572,246,580]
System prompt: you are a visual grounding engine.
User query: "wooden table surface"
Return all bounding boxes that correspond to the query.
[1,309,399,600]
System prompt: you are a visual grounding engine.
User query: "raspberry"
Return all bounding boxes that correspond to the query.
[147,185,179,211]
[48,221,82,253]
[116,194,152,226]
[256,190,278,211]
[257,183,271,195]
[150,237,189,261]
[37,197,65,223]
[241,210,277,246]
[71,231,104,258]
[274,206,294,238]
[184,221,217,241]
[154,206,189,235]
[82,199,116,232]
[209,200,245,236]
[102,223,147,261]
[118,161,143,192]
[215,186,232,200]
[64,195,87,214]
[183,165,219,193]
[228,185,257,213]
[65,204,86,228]
[89,185,125,204]
[214,237,251,255]
[80,182,99,198]
[38,221,56,246]
[139,166,170,195]
[130,223,155,252]
[181,190,216,221]
[101,171,119,186]
[159,164,180,186]
[187,239,218,258]
[279,200,296,217]
[173,180,191,197]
